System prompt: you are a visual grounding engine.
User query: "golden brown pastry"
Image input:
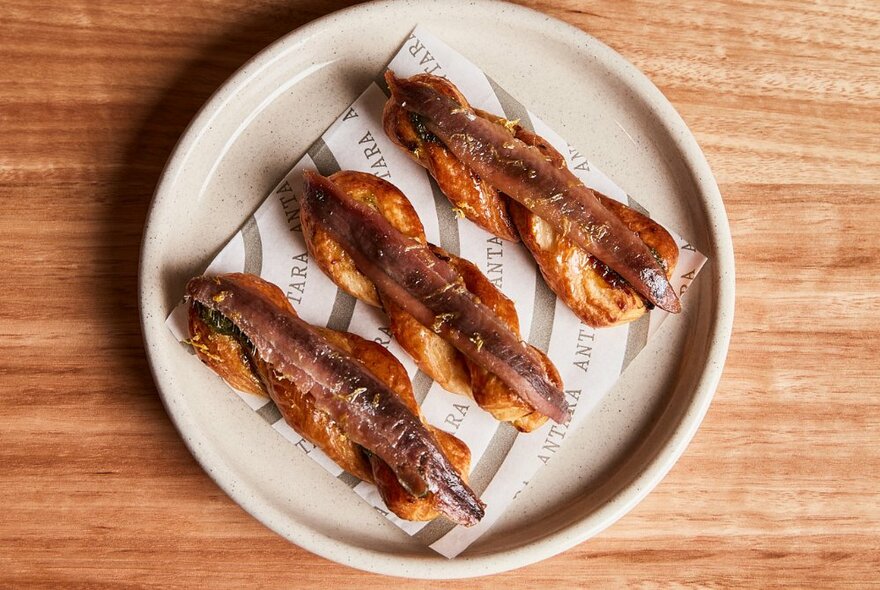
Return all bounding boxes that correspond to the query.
[186,272,483,525]
[300,171,567,432]
[383,71,680,327]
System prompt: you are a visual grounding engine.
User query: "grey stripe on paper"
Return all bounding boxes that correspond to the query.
[256,400,282,424]
[307,137,342,177]
[337,472,361,488]
[411,509,455,544]
[620,195,651,370]
[413,423,521,545]
[527,276,556,352]
[621,309,651,371]
[241,216,263,276]
[487,77,534,132]
[626,194,650,217]
[467,424,520,497]
[430,178,461,256]
[411,370,434,405]
[325,291,357,332]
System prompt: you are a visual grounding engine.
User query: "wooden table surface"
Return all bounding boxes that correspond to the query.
[2,0,878,587]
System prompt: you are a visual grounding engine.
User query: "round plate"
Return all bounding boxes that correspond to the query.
[140,0,734,579]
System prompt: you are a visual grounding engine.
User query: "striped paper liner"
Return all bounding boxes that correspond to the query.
[165,25,707,558]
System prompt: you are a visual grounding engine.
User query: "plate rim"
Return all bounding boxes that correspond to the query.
[139,0,735,578]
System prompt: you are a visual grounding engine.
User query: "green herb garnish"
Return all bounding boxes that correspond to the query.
[195,301,256,355]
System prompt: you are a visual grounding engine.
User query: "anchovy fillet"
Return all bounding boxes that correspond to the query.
[187,274,485,526]
[300,172,571,424]
[386,71,681,313]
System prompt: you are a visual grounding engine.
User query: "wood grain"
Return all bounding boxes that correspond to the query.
[1,0,878,587]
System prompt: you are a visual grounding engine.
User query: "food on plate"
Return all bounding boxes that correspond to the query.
[186,272,484,526]
[382,74,518,241]
[383,71,680,327]
[300,170,568,432]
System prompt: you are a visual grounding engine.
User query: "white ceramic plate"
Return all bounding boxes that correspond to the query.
[140,0,734,578]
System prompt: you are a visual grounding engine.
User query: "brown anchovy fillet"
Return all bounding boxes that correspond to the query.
[187,274,485,526]
[385,71,681,313]
[300,171,571,424]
